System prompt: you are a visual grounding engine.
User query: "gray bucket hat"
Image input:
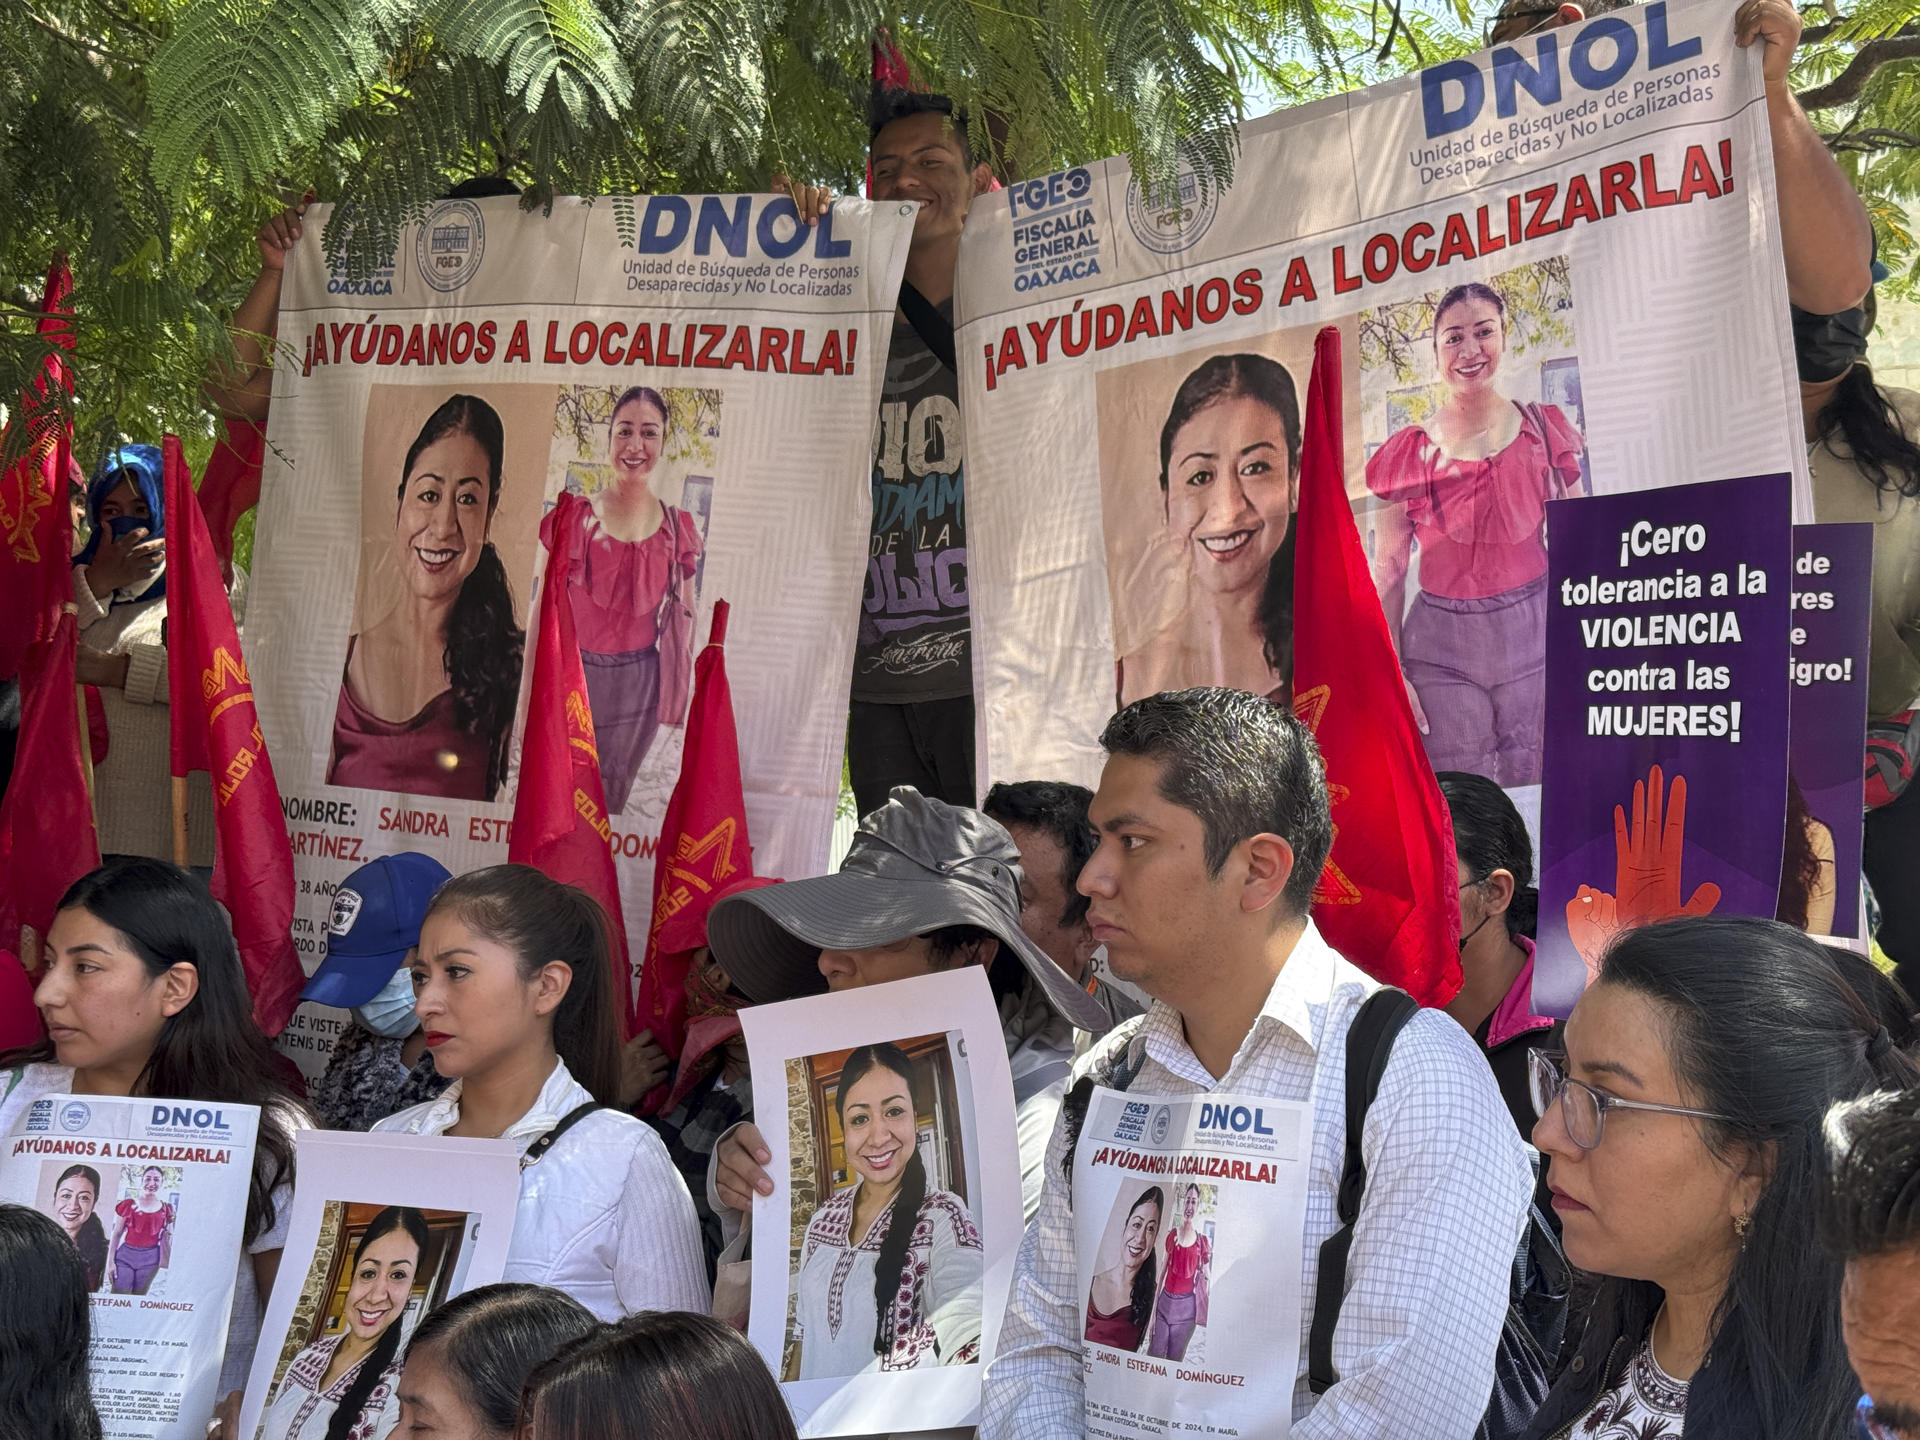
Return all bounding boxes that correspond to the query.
[707,786,1109,1032]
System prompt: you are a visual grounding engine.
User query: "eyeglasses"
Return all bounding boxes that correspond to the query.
[1527,1049,1735,1151]
[1859,1394,1917,1440]
[1484,6,1561,44]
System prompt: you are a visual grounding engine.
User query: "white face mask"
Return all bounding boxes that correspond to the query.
[351,966,420,1040]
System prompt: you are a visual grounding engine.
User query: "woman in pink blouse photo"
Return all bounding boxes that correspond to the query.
[541,386,703,813]
[1365,282,1586,787]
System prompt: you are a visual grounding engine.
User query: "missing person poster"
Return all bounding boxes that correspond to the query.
[0,1093,260,1439]
[238,1130,521,1440]
[248,195,916,1079]
[958,0,1810,804]
[1070,1088,1312,1439]
[738,967,1021,1436]
[1787,522,1873,939]
[1534,473,1793,1015]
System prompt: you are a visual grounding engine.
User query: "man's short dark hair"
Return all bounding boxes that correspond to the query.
[1098,688,1331,917]
[1820,1086,1920,1261]
[983,781,1096,928]
[868,88,971,150]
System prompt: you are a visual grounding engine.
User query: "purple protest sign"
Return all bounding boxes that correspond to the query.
[1787,523,1872,938]
[1535,474,1793,1018]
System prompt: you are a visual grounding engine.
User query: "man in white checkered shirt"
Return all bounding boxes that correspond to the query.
[981,688,1534,1438]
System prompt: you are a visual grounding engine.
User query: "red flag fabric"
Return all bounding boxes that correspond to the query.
[0,258,76,678]
[509,493,635,1039]
[1291,327,1461,1007]
[162,436,305,1035]
[0,610,100,978]
[197,418,265,587]
[635,600,755,1110]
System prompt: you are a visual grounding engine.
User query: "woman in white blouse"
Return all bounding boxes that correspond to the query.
[258,1206,425,1440]
[790,1043,982,1379]
[372,865,707,1317]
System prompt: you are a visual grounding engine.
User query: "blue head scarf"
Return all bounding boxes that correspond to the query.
[73,444,166,604]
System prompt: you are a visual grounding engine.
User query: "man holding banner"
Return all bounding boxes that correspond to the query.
[983,690,1531,1439]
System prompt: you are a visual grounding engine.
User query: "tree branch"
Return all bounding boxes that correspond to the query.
[1824,125,1920,151]
[1798,34,1920,110]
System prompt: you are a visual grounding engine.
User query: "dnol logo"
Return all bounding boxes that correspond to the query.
[1125,164,1217,255]
[417,199,486,292]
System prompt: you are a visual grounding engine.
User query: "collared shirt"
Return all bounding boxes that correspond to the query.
[980,922,1533,1440]
[374,1058,708,1319]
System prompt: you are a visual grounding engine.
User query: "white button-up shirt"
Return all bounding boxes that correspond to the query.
[981,922,1532,1439]
[375,1058,709,1319]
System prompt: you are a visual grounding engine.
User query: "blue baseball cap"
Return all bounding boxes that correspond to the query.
[300,853,452,1008]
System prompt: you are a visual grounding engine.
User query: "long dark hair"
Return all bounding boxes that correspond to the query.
[1437,771,1538,940]
[1812,361,1920,501]
[52,1165,108,1287]
[1159,353,1302,690]
[325,1206,430,1440]
[424,866,621,1105]
[0,860,307,1244]
[836,1043,927,1357]
[521,1310,799,1440]
[400,395,524,798]
[1548,917,1920,1440]
[402,1283,596,1436]
[1123,1186,1162,1346]
[0,1204,101,1440]
[1775,774,1825,932]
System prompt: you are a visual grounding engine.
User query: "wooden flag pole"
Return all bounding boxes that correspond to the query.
[172,775,190,866]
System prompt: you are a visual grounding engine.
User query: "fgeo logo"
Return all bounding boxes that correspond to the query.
[1125,163,1218,255]
[417,199,486,292]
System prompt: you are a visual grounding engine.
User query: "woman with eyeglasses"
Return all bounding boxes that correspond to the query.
[1519,915,1918,1440]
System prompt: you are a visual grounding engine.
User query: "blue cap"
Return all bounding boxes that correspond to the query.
[300,853,452,1009]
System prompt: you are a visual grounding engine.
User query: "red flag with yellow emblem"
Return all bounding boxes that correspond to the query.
[508,492,635,1039]
[634,600,754,1112]
[0,258,76,677]
[163,436,304,1036]
[1291,327,1461,1007]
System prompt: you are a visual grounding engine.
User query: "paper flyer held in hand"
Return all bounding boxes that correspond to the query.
[738,967,1022,1436]
[1070,1087,1313,1440]
[0,1092,260,1440]
[238,1130,522,1440]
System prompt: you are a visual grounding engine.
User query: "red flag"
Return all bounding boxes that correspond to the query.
[162,436,304,1035]
[635,600,755,1110]
[0,610,101,1001]
[1291,327,1461,1007]
[509,493,635,1039]
[197,418,265,587]
[0,259,76,678]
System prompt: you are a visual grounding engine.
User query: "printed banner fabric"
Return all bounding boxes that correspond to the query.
[247,196,915,1078]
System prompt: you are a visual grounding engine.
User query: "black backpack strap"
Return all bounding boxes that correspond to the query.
[520,1102,606,1170]
[1308,988,1420,1394]
[898,281,957,372]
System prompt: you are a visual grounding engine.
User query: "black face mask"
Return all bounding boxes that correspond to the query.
[1791,302,1871,384]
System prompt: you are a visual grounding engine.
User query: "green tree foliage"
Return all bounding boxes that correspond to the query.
[4,0,1917,482]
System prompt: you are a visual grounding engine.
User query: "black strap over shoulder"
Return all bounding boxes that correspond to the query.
[1308,987,1420,1395]
[520,1102,606,1170]
[898,280,957,372]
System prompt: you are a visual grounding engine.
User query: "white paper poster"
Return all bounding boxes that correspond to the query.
[739,967,1022,1436]
[238,1130,522,1440]
[0,1094,261,1439]
[1071,1089,1313,1439]
[250,194,916,1081]
[957,0,1810,801]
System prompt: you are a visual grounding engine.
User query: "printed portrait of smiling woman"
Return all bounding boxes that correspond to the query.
[789,1044,983,1381]
[1117,353,1302,706]
[259,1206,429,1440]
[1085,1185,1163,1353]
[329,394,526,802]
[47,1164,108,1292]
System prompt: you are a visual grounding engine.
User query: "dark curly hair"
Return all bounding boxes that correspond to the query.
[399,395,524,799]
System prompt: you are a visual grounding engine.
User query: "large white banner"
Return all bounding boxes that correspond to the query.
[958,0,1810,795]
[250,195,915,1076]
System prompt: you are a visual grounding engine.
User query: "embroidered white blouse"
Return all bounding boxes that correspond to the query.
[257,1333,402,1440]
[792,1182,984,1381]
